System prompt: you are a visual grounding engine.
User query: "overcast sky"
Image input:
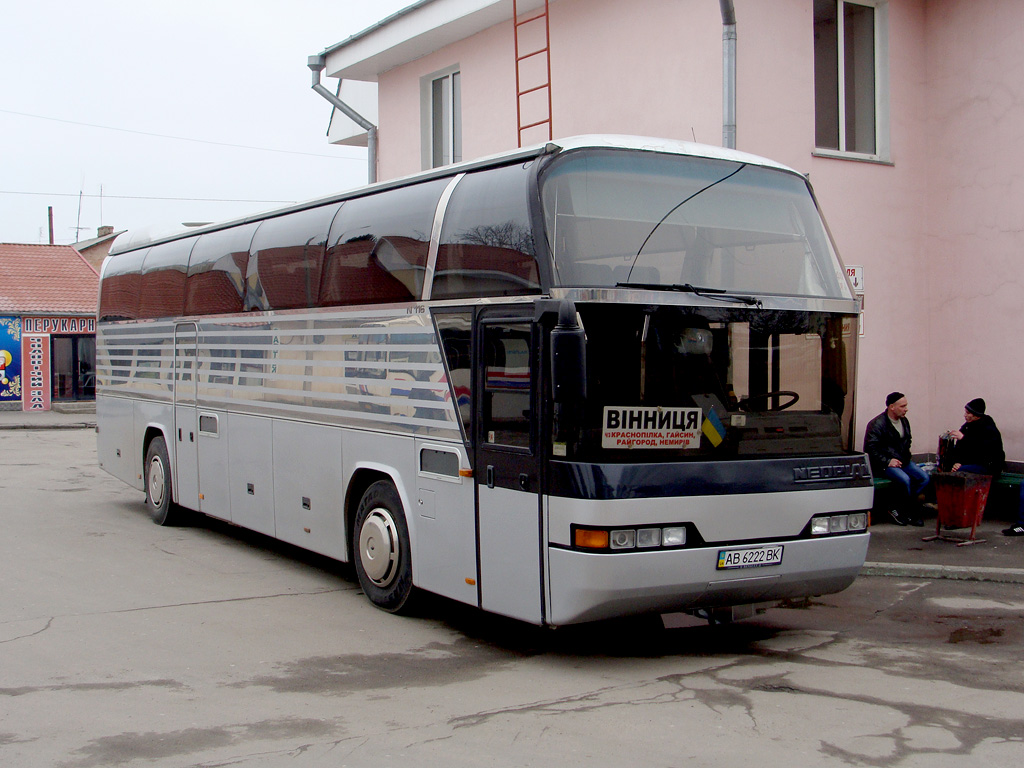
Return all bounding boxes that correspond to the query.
[0,0,411,246]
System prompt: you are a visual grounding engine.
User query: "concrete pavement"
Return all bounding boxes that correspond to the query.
[0,404,96,430]
[3,404,1023,584]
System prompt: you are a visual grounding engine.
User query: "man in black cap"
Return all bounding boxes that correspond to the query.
[864,392,929,526]
[946,398,1005,476]
[943,399,1017,536]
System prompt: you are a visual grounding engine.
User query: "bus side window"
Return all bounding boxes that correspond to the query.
[247,204,341,311]
[433,164,542,300]
[98,248,148,321]
[321,234,407,306]
[186,223,258,316]
[481,323,532,448]
[138,238,196,319]
[321,179,449,306]
[435,311,473,440]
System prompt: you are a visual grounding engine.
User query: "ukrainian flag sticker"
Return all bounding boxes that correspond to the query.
[701,409,726,447]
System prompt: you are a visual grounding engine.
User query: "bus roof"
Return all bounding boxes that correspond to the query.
[108,135,799,257]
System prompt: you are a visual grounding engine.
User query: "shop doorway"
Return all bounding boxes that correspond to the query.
[51,335,96,401]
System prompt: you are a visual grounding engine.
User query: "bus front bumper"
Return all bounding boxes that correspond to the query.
[545,532,870,626]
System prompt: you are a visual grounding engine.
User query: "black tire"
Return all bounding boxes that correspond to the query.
[353,480,415,613]
[144,436,180,526]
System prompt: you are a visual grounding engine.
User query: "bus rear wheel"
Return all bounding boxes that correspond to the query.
[145,436,181,526]
[353,480,415,613]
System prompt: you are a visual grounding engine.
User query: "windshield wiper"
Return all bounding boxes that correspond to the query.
[616,281,763,307]
[622,162,745,264]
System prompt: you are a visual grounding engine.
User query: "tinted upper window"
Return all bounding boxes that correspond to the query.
[98,249,148,321]
[321,179,448,306]
[246,204,342,311]
[186,223,258,316]
[137,238,195,319]
[433,163,541,300]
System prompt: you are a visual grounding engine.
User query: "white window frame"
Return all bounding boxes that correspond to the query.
[421,65,462,170]
[813,0,891,164]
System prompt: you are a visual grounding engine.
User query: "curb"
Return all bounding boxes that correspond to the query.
[0,423,96,431]
[862,561,1024,584]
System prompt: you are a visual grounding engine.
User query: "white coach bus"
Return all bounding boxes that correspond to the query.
[96,135,871,626]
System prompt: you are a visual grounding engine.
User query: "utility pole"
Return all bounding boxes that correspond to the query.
[48,206,54,245]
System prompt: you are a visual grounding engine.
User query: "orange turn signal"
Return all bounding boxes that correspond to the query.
[574,528,610,549]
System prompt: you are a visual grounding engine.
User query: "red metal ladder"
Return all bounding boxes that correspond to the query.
[513,0,552,146]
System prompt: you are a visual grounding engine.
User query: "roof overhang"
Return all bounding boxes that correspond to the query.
[320,0,548,82]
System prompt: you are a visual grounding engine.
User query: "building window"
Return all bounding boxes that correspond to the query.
[814,0,889,160]
[51,335,95,401]
[423,67,462,169]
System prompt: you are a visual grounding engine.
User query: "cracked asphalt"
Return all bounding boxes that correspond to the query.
[2,429,1024,767]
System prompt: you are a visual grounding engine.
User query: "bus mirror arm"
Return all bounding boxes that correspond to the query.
[550,299,587,444]
[551,299,587,403]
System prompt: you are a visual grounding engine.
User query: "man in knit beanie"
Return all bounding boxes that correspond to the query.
[864,392,929,526]
[946,398,1004,476]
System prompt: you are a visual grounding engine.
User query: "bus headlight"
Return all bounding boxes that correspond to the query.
[574,525,687,550]
[636,528,661,548]
[609,529,636,549]
[848,513,868,531]
[811,513,868,535]
[661,527,686,546]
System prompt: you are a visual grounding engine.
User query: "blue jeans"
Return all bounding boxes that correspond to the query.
[883,462,930,510]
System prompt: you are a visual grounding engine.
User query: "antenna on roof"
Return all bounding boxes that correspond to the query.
[71,189,88,240]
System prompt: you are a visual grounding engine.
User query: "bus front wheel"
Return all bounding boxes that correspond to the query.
[145,436,180,526]
[353,480,415,614]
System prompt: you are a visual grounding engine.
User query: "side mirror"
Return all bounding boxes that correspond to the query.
[550,298,586,404]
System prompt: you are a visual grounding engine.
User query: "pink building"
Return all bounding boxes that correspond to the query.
[314,0,1024,462]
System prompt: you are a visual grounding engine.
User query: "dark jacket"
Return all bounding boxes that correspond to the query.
[949,415,1004,475]
[864,411,913,476]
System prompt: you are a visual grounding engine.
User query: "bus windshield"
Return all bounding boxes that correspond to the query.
[540,149,853,300]
[572,303,857,461]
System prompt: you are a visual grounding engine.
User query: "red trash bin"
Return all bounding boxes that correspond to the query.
[925,471,992,546]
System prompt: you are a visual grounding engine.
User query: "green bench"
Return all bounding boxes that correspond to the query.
[994,472,1024,491]
[991,472,1024,519]
[871,477,894,513]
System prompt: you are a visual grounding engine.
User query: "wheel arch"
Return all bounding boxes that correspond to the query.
[345,465,410,564]
[142,425,170,478]
[141,423,173,501]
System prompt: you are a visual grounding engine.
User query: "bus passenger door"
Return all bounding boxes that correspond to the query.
[173,323,200,511]
[474,317,544,624]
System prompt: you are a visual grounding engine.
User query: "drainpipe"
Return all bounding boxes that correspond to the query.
[307,55,378,184]
[720,0,737,149]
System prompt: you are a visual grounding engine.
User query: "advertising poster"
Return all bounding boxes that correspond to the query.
[21,333,51,411]
[0,317,22,404]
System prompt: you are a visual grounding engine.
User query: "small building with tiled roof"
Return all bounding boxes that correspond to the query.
[1,243,99,411]
[74,226,126,273]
